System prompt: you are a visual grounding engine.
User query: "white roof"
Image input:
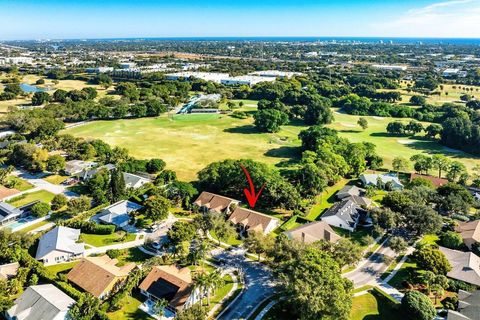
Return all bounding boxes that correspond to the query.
[360,173,403,186]
[36,226,85,260]
[440,247,480,286]
[8,284,75,320]
[123,172,151,187]
[99,200,143,226]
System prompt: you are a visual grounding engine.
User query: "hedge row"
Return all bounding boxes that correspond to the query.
[63,220,115,235]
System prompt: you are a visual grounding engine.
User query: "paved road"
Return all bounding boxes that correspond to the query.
[344,242,396,287]
[213,247,277,320]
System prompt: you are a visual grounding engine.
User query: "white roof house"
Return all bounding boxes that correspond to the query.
[35,226,85,266]
[0,202,23,226]
[321,199,362,232]
[64,160,97,176]
[98,200,143,229]
[165,72,230,84]
[372,64,408,71]
[439,247,480,286]
[6,284,75,320]
[359,173,404,190]
[248,70,304,78]
[80,164,116,181]
[123,172,152,189]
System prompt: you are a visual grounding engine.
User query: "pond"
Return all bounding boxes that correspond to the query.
[20,83,49,93]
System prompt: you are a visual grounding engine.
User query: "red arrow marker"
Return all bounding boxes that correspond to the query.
[240,165,265,208]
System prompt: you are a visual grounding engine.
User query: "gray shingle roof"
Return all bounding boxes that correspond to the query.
[99,200,143,227]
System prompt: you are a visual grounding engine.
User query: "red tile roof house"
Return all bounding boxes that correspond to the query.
[410,173,449,187]
[193,191,240,214]
[228,207,280,235]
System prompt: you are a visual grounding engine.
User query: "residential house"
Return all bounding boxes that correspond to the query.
[321,199,363,232]
[228,207,280,235]
[447,290,480,320]
[0,262,19,280]
[455,220,480,250]
[5,284,75,320]
[67,255,135,299]
[359,173,404,190]
[439,247,480,286]
[336,185,364,200]
[123,172,152,189]
[139,265,200,315]
[193,192,240,214]
[410,173,449,188]
[98,200,143,230]
[284,221,342,244]
[80,164,116,181]
[35,226,85,266]
[0,202,23,226]
[64,160,97,177]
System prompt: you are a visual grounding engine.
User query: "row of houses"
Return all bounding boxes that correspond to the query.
[4,260,199,319]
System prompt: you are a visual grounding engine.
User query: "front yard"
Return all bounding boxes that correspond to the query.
[6,176,34,191]
[43,174,69,185]
[80,231,137,247]
[7,190,56,207]
[350,290,403,320]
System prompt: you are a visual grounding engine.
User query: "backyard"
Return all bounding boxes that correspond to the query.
[7,190,56,207]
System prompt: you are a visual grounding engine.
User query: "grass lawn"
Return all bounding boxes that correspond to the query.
[387,257,418,289]
[418,234,440,246]
[210,230,243,246]
[64,112,303,181]
[202,274,235,311]
[80,231,137,247]
[350,290,403,320]
[107,293,153,320]
[46,261,79,275]
[305,179,350,220]
[7,190,56,207]
[6,176,34,191]
[18,220,50,234]
[327,110,480,172]
[114,247,151,265]
[332,226,373,250]
[43,174,69,185]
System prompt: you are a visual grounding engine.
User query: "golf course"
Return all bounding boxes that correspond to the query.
[65,105,480,181]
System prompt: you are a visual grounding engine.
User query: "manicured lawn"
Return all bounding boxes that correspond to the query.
[419,234,440,246]
[387,257,418,289]
[7,190,56,207]
[332,227,373,250]
[107,293,153,320]
[80,231,137,247]
[210,230,243,246]
[65,112,302,181]
[43,174,69,185]
[350,291,403,320]
[6,176,34,191]
[306,179,350,220]
[114,247,151,265]
[202,274,235,310]
[327,110,480,172]
[46,261,79,275]
[18,220,50,234]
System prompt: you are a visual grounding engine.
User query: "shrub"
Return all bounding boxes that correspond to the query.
[401,290,436,320]
[106,249,122,259]
[440,231,463,249]
[51,194,68,210]
[442,296,458,310]
[63,220,115,235]
[31,202,51,217]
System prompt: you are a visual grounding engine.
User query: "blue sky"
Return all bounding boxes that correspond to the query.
[1,0,480,40]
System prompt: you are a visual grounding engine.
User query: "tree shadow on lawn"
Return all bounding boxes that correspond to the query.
[264,146,301,158]
[363,290,403,320]
[339,129,363,133]
[223,125,259,134]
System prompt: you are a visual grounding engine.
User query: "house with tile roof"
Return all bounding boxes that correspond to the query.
[35,226,85,266]
[139,265,200,315]
[5,284,75,320]
[410,173,449,188]
[455,220,480,250]
[67,255,136,299]
[228,207,280,235]
[439,247,480,286]
[193,191,240,214]
[284,221,341,244]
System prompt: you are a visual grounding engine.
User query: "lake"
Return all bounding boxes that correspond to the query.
[20,83,48,93]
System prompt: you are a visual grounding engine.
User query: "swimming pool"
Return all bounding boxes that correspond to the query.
[5,217,36,230]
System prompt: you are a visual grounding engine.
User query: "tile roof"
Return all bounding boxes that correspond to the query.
[193,192,239,213]
[410,173,449,187]
[228,207,279,234]
[67,255,135,297]
[35,226,85,260]
[455,220,480,249]
[447,290,480,320]
[139,265,193,310]
[285,221,341,244]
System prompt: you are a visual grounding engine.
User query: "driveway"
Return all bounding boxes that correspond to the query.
[213,247,278,320]
[12,169,79,198]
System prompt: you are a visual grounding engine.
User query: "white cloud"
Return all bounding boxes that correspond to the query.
[372,0,480,37]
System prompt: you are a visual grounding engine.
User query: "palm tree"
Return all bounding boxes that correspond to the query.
[194,272,209,306]
[153,298,169,317]
[205,271,224,306]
